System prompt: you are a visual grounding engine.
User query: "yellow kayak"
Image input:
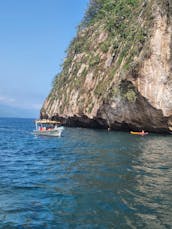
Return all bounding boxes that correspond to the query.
[130,131,148,136]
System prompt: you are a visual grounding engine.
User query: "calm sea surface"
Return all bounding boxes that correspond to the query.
[0,118,171,229]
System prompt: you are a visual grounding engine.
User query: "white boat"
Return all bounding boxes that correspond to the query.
[33,119,64,137]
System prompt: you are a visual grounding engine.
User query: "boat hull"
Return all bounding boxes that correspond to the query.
[33,127,64,137]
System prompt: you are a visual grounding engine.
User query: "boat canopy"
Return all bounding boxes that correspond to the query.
[35,119,60,124]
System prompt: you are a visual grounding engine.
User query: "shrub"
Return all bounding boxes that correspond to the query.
[89,55,100,66]
[100,41,109,53]
[125,89,137,102]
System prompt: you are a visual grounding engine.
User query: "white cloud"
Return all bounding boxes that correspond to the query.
[0,95,15,104]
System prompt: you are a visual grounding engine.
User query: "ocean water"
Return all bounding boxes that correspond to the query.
[0,118,171,229]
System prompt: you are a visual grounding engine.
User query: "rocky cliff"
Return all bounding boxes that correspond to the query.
[41,0,172,133]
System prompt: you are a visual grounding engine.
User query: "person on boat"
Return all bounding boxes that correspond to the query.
[54,124,58,130]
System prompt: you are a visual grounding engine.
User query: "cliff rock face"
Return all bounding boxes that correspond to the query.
[41,0,172,133]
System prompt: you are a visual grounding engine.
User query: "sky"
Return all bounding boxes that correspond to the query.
[0,0,89,118]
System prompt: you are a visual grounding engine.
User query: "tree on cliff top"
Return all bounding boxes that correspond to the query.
[80,0,103,28]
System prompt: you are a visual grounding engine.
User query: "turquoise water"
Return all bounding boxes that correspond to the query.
[0,118,171,228]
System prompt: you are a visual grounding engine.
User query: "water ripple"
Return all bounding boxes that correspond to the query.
[0,118,172,228]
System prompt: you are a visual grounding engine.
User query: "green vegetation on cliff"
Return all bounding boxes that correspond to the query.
[48,0,166,114]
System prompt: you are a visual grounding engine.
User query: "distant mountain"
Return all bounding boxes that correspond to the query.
[0,103,37,118]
